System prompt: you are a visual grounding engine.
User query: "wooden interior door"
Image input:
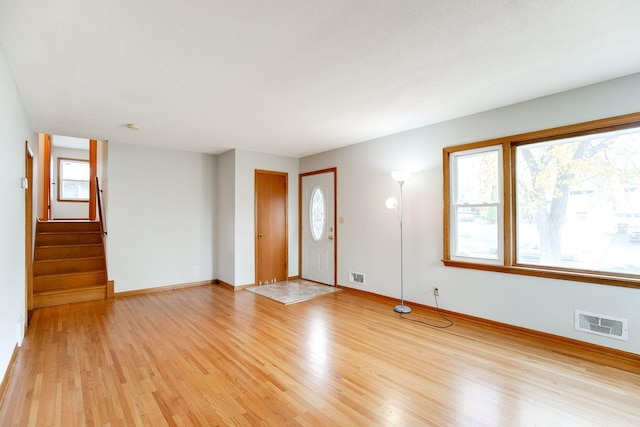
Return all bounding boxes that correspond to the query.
[255,170,288,284]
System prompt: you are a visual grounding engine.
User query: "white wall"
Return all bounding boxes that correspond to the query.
[51,145,89,219]
[232,149,299,286]
[106,142,217,292]
[106,145,299,290]
[0,45,31,381]
[300,73,640,355]
[216,149,235,285]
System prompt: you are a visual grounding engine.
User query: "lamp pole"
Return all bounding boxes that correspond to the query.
[394,177,411,314]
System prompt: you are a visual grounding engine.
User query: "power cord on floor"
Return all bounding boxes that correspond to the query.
[398,293,454,329]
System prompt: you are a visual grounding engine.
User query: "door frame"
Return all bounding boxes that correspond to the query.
[38,134,97,220]
[89,139,97,220]
[25,141,34,326]
[38,133,52,220]
[299,167,337,285]
[254,169,289,285]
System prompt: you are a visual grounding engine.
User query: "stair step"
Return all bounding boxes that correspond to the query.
[35,231,103,246]
[33,270,107,292]
[36,221,100,233]
[33,285,106,308]
[33,257,106,275]
[34,244,104,260]
[33,220,108,307]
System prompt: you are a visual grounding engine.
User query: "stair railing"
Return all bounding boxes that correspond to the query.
[96,177,107,236]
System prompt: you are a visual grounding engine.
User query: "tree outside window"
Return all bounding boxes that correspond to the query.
[444,113,640,288]
[516,128,640,274]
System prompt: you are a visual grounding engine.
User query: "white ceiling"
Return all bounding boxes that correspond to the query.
[1,1,639,158]
[52,135,88,150]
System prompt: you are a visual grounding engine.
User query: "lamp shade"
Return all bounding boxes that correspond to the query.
[385,197,398,209]
[391,170,411,183]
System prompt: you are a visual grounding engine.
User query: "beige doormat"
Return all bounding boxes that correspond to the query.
[246,279,341,305]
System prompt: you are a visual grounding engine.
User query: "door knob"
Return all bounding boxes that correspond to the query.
[258,233,264,238]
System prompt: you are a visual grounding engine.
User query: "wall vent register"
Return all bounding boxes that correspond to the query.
[349,271,365,284]
[574,310,628,341]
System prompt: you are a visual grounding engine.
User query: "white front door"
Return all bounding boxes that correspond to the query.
[301,170,336,285]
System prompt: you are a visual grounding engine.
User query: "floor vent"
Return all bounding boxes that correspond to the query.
[574,310,628,341]
[349,271,365,285]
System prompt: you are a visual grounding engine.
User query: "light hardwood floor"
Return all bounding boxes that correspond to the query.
[1,284,638,426]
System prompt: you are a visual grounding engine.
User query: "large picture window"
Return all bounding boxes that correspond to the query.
[443,112,640,288]
[58,157,90,201]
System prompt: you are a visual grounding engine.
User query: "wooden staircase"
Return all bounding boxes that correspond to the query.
[33,221,108,307]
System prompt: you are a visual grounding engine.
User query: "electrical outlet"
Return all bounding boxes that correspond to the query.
[194,265,199,274]
[433,287,439,297]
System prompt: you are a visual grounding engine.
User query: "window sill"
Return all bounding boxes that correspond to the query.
[57,198,89,203]
[442,260,640,290]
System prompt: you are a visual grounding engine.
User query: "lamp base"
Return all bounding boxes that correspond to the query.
[393,304,411,314]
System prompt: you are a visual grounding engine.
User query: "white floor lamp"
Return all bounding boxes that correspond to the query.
[386,170,411,313]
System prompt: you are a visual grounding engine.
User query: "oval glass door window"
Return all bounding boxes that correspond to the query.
[310,186,325,241]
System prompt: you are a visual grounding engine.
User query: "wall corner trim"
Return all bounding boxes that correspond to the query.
[114,280,216,298]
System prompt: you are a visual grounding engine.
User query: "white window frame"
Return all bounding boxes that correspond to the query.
[449,146,504,265]
[58,157,90,202]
